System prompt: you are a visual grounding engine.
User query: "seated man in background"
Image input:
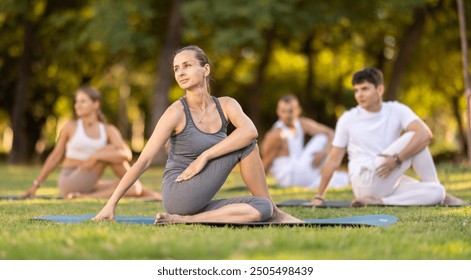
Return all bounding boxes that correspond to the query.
[261,94,349,189]
[312,67,462,206]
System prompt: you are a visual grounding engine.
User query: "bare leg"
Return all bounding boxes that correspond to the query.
[239,145,303,223]
[110,161,143,196]
[66,180,117,199]
[93,145,161,199]
[68,178,162,200]
[105,159,162,200]
[155,203,261,223]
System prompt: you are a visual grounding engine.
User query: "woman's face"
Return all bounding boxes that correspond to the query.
[74,91,99,118]
[173,50,209,91]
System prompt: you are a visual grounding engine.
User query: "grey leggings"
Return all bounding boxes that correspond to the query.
[162,142,273,221]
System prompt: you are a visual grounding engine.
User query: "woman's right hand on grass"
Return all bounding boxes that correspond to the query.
[21,185,38,198]
[92,205,115,221]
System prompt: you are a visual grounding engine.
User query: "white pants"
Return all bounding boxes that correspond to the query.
[271,134,349,189]
[350,132,446,205]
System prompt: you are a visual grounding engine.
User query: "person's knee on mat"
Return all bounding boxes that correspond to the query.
[252,197,273,222]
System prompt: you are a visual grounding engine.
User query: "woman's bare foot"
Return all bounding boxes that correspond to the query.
[268,207,304,223]
[351,196,383,207]
[154,212,188,224]
[66,192,83,199]
[442,193,465,206]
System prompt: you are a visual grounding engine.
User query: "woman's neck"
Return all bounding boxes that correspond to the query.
[81,115,99,127]
[185,90,210,109]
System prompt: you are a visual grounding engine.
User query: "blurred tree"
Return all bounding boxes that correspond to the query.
[0,0,87,164]
[401,0,471,158]
[182,0,292,129]
[0,0,170,163]
[149,0,183,165]
[1,0,469,164]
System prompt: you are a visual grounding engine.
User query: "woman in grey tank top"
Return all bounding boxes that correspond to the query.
[93,46,301,224]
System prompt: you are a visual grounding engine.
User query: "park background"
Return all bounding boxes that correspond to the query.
[1,0,471,165]
[0,0,470,261]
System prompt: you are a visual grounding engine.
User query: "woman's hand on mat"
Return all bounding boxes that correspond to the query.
[376,154,397,178]
[92,206,115,222]
[175,155,208,182]
[21,185,38,198]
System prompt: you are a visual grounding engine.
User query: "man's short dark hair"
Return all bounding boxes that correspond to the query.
[279,94,299,104]
[352,67,384,87]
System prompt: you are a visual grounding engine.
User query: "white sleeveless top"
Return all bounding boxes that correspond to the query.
[273,119,304,159]
[269,119,304,186]
[65,120,107,161]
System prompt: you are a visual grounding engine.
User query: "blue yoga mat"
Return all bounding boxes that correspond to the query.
[277,199,351,208]
[34,215,154,224]
[0,195,61,200]
[276,199,471,208]
[33,214,398,227]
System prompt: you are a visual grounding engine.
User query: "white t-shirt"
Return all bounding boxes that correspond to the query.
[332,101,419,175]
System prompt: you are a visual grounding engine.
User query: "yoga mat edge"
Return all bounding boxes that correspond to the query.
[33,214,398,227]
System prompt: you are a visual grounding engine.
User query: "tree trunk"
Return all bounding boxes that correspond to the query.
[118,82,131,138]
[385,7,427,101]
[8,19,35,164]
[149,0,183,165]
[248,27,276,130]
[457,0,471,162]
[386,1,444,100]
[302,33,316,119]
[451,95,468,156]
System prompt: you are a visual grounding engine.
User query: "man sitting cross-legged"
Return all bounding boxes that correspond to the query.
[312,67,462,207]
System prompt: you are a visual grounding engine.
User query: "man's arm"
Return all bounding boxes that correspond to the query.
[300,117,335,167]
[260,129,282,174]
[399,119,433,159]
[376,119,432,178]
[311,146,346,206]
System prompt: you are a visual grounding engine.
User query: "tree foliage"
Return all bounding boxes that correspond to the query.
[0,0,469,163]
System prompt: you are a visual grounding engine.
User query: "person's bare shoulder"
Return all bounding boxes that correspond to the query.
[216,96,242,121]
[63,119,77,128]
[166,99,186,122]
[61,120,78,135]
[217,96,235,102]
[165,99,185,114]
[217,96,238,108]
[52,119,77,144]
[158,99,186,134]
[104,123,121,136]
[264,126,283,142]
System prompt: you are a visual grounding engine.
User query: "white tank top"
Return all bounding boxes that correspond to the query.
[65,120,107,160]
[270,119,304,186]
[273,119,304,159]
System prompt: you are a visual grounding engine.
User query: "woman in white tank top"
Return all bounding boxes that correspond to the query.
[22,86,161,200]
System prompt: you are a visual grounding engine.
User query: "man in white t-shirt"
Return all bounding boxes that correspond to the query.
[312,67,457,206]
[261,95,348,189]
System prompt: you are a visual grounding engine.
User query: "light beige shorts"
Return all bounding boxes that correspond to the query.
[58,168,100,197]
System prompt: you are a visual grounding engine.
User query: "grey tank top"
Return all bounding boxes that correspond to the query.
[164,96,228,172]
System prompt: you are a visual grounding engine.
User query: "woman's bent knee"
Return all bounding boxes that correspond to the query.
[252,197,273,221]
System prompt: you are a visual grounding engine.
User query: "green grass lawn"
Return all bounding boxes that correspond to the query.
[0,163,470,260]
